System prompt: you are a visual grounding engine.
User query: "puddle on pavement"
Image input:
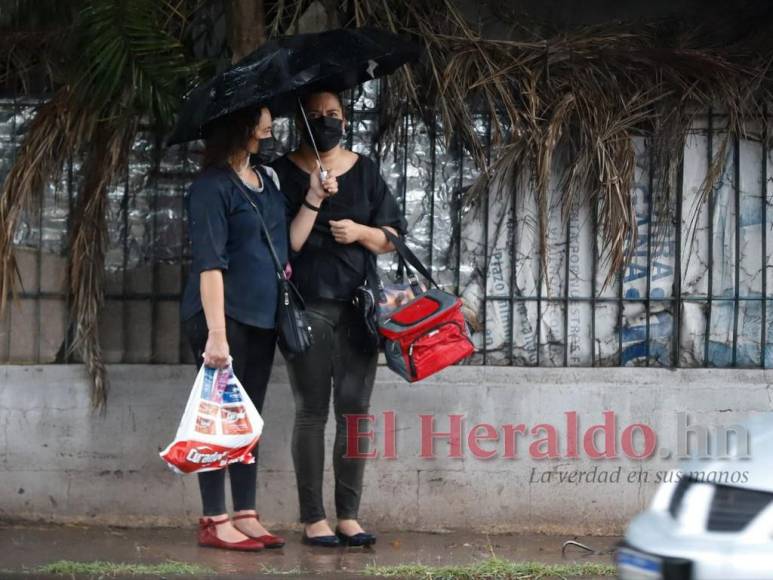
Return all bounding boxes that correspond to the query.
[0,524,619,575]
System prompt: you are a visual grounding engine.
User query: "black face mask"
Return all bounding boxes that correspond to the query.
[302,115,344,153]
[254,136,278,164]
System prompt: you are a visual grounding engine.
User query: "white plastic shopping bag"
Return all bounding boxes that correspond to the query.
[160,360,264,474]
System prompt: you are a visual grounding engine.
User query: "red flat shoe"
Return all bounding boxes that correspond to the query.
[232,513,286,548]
[198,517,264,551]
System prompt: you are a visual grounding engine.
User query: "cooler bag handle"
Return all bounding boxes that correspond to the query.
[380,227,439,291]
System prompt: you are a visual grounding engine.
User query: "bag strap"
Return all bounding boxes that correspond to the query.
[398,259,424,297]
[369,231,421,296]
[225,168,286,280]
[380,227,439,290]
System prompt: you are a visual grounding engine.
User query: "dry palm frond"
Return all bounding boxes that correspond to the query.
[0,88,93,316]
[2,0,771,406]
[0,28,68,92]
[0,0,78,92]
[0,0,200,409]
[0,88,124,410]
[68,119,137,410]
[305,1,773,287]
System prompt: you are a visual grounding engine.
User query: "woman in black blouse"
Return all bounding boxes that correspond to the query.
[271,90,406,547]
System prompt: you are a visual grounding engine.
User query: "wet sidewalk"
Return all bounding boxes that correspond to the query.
[0,523,619,578]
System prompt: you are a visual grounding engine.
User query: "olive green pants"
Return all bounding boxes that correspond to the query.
[285,298,378,523]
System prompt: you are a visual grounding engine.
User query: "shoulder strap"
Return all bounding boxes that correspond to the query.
[380,227,439,289]
[225,168,286,279]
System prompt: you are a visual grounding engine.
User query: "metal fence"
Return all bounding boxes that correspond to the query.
[1,87,771,367]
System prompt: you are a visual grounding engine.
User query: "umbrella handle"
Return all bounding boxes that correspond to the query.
[297,98,328,179]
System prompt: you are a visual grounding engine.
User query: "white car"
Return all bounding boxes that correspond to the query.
[618,414,773,580]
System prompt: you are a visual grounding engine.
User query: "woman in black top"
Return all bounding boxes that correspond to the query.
[271,90,406,547]
[180,105,287,551]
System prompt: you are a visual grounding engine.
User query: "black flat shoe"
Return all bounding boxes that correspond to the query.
[301,531,340,547]
[335,527,377,547]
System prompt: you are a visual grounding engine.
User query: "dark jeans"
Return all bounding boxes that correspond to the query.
[182,309,277,516]
[286,298,378,524]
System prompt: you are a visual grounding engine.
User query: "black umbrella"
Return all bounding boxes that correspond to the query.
[167,27,421,146]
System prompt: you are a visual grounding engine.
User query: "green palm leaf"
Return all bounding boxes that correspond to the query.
[1,0,206,409]
[75,0,201,126]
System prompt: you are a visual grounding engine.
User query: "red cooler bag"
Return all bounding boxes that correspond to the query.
[377,230,474,382]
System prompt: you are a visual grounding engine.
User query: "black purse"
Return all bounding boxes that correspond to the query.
[352,252,383,351]
[227,169,313,355]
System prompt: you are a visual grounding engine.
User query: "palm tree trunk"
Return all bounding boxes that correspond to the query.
[227,0,265,62]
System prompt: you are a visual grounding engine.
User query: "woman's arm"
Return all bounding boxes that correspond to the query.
[289,190,326,253]
[200,269,229,368]
[329,221,398,254]
[289,162,338,252]
[329,158,405,254]
[186,176,233,368]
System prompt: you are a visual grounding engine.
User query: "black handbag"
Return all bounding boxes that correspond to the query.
[226,169,313,355]
[352,252,383,351]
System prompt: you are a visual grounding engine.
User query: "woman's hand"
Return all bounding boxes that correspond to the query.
[308,161,338,202]
[203,328,230,368]
[329,219,364,244]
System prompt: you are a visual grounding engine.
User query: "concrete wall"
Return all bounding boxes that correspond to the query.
[1,362,772,534]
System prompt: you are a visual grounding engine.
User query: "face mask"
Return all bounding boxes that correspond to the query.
[254,136,278,164]
[302,115,344,153]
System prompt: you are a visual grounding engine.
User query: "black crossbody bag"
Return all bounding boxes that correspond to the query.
[226,168,312,355]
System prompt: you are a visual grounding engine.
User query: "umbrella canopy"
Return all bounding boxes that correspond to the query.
[167,27,420,145]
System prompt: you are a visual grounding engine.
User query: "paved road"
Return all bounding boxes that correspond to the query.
[0,522,619,577]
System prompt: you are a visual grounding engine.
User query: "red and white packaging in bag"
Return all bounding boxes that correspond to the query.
[160,361,264,474]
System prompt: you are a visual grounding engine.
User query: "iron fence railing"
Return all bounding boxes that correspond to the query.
[1,90,771,367]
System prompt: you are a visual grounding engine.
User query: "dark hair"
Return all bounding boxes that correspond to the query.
[296,90,346,122]
[201,106,263,169]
